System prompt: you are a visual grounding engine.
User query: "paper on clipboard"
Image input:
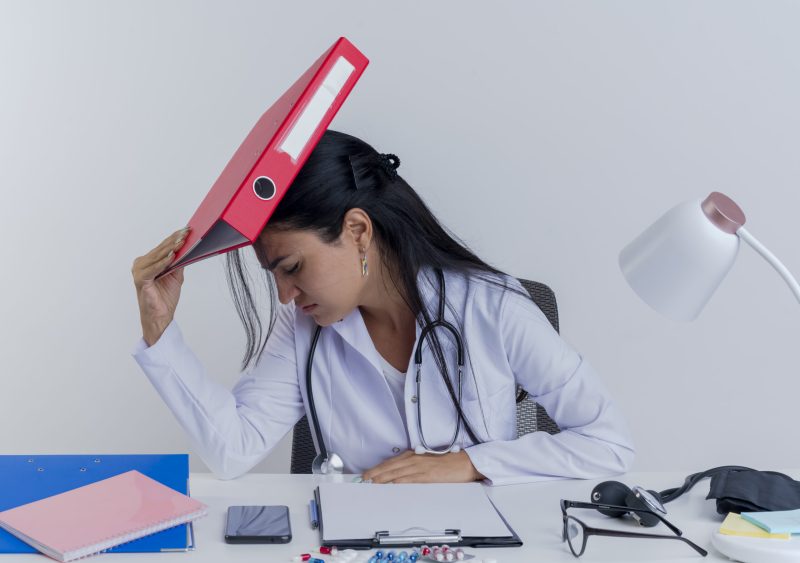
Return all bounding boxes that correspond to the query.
[317,483,514,544]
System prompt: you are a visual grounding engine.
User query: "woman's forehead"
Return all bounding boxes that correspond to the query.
[257,228,321,259]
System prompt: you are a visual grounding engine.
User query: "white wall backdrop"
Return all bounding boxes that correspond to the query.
[1,0,798,475]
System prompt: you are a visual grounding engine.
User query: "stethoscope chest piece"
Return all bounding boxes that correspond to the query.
[312,452,344,475]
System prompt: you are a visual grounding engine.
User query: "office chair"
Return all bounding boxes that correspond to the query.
[289,277,561,474]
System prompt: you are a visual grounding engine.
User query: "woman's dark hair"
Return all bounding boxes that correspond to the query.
[226,131,528,407]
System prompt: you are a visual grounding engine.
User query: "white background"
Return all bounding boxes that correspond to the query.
[1,1,798,475]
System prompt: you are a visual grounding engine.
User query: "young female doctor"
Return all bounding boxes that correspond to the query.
[131,131,635,486]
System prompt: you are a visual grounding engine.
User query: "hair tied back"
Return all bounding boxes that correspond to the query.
[378,153,400,178]
[349,152,401,191]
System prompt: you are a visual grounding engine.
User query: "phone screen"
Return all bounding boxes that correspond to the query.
[225,505,292,544]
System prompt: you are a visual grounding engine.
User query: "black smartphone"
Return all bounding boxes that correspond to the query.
[224,505,292,544]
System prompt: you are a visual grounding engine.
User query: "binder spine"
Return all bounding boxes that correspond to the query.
[224,39,369,240]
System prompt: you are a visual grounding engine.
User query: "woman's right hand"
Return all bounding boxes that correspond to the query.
[132,228,190,346]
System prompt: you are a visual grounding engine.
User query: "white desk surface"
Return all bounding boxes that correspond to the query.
[4,471,798,563]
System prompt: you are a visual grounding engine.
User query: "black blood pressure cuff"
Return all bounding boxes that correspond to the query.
[707,469,800,514]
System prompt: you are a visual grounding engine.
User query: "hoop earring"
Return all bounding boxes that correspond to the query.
[361,253,368,277]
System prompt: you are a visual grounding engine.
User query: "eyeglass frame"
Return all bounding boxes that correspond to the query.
[560,499,708,558]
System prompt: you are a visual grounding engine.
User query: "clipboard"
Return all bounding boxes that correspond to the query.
[0,454,195,554]
[314,483,522,549]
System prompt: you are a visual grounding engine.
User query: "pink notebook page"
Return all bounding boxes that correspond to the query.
[0,470,207,561]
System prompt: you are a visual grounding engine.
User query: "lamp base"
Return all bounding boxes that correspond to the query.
[712,530,800,562]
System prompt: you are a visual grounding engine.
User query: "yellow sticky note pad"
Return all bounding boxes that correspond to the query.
[719,513,791,539]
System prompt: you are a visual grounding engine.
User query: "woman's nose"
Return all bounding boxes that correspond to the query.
[275,276,300,305]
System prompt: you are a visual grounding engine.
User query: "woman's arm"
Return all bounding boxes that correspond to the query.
[132,302,304,480]
[464,285,636,486]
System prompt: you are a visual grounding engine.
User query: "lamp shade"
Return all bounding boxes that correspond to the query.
[619,193,746,321]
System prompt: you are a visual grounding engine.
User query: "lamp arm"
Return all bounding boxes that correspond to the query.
[736,226,800,305]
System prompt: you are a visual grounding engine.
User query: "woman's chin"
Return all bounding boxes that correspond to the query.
[313,311,347,327]
[308,310,329,325]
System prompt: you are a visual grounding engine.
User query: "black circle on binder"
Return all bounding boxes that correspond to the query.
[253,176,277,200]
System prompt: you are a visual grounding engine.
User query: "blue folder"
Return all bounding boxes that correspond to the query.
[0,454,194,553]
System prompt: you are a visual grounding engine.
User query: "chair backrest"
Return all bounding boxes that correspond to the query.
[289,277,561,474]
[514,279,561,437]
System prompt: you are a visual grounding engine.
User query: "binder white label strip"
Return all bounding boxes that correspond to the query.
[279,56,355,161]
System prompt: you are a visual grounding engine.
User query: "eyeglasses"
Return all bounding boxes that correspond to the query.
[560,500,708,558]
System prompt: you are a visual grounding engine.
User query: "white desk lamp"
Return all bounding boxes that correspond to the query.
[619,191,800,563]
[619,191,800,321]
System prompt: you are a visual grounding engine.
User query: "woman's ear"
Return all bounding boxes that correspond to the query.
[341,208,372,249]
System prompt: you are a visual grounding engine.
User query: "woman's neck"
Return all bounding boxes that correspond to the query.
[358,261,415,334]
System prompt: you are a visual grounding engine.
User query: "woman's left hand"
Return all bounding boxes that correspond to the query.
[362,450,485,484]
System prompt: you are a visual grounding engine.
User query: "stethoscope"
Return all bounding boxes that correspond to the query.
[305,268,482,474]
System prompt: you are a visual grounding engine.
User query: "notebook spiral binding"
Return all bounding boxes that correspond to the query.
[66,508,207,561]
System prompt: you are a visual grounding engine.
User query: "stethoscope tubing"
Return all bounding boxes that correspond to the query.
[306,324,327,460]
[414,317,474,453]
[305,268,482,469]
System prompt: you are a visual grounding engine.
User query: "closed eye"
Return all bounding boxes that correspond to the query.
[286,263,299,275]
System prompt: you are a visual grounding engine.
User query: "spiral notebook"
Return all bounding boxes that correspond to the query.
[0,470,208,562]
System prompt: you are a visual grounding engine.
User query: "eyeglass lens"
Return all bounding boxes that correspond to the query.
[565,516,586,557]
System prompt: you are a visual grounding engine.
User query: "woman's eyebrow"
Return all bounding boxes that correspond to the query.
[266,255,289,271]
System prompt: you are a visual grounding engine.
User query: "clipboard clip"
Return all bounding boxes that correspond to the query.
[374,528,462,546]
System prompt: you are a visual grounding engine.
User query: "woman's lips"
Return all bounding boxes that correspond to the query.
[302,304,318,313]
